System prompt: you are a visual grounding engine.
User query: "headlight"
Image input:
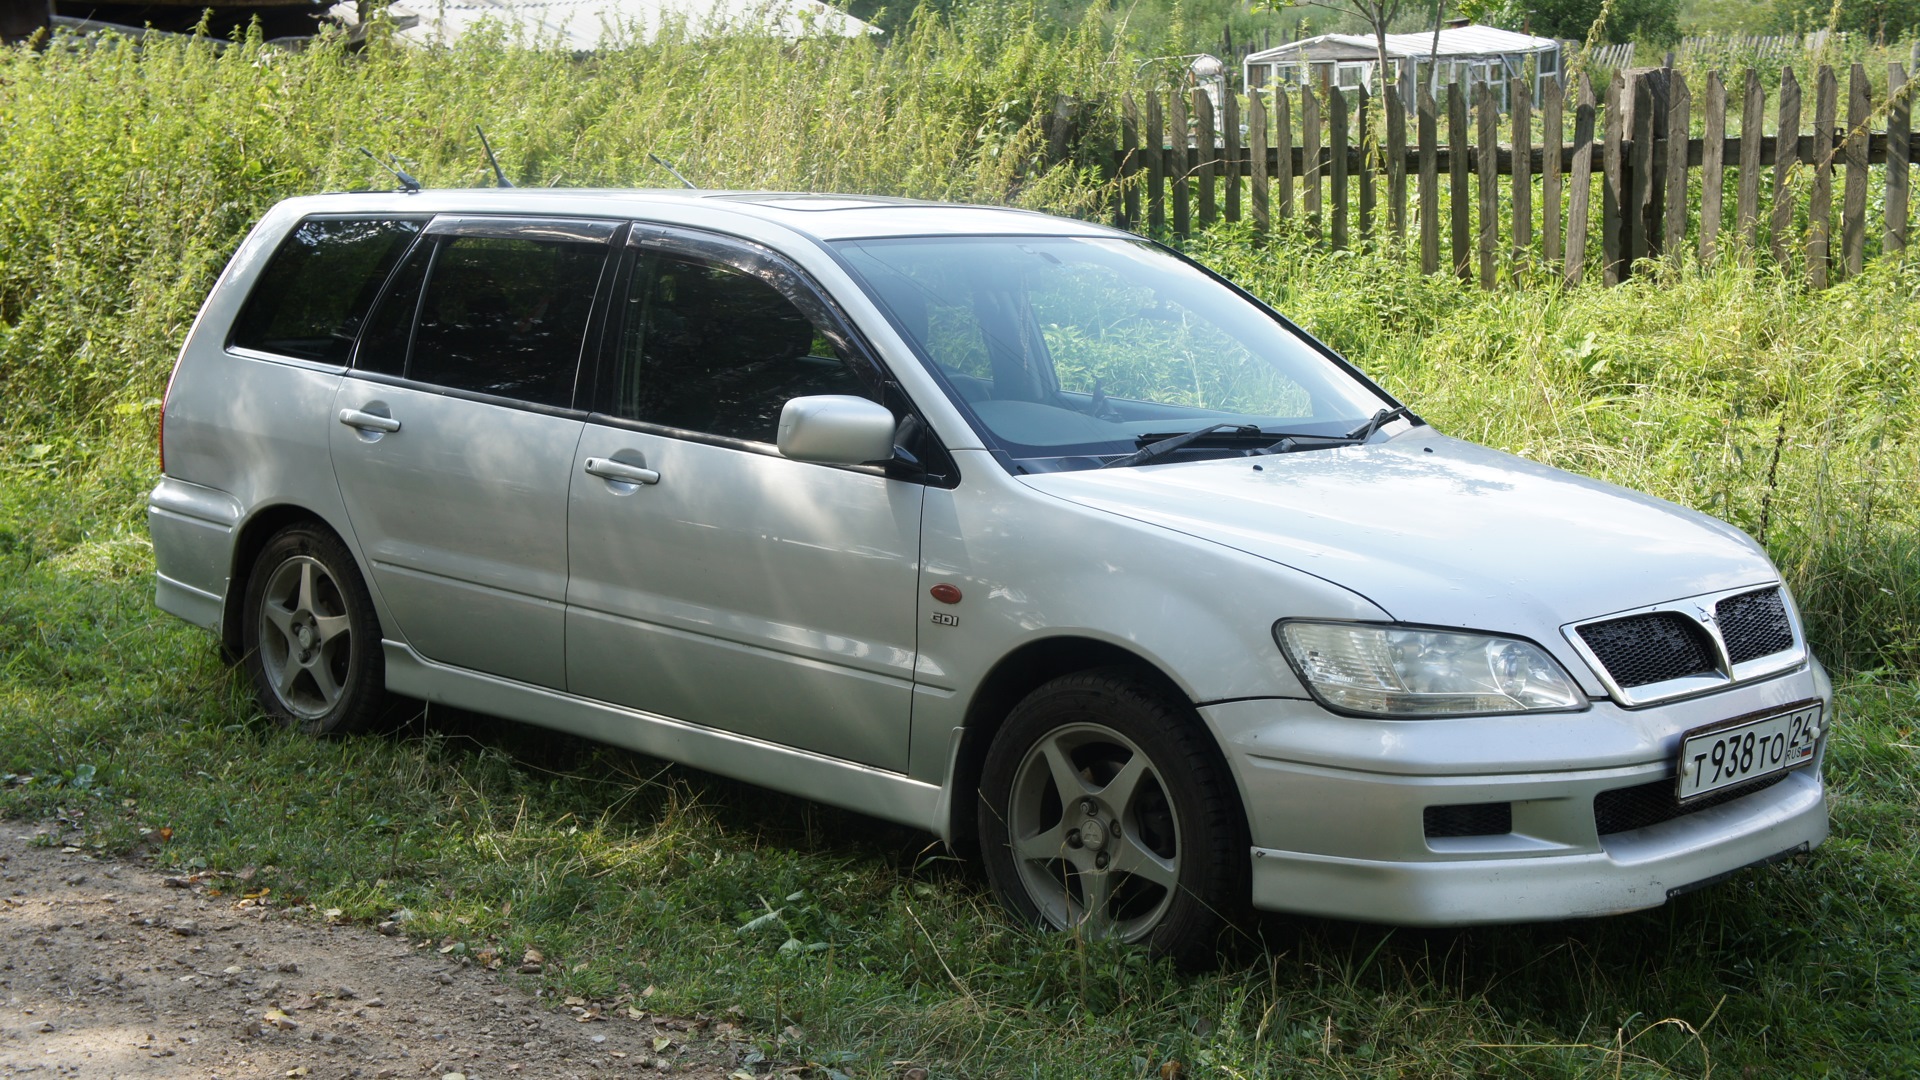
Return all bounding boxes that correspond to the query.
[1275,621,1587,717]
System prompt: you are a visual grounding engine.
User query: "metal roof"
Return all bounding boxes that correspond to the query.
[325,0,877,49]
[1245,24,1557,64]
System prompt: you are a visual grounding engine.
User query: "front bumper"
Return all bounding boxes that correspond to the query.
[1201,662,1831,925]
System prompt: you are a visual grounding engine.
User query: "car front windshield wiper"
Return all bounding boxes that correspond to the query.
[1256,405,1417,456]
[1099,422,1267,469]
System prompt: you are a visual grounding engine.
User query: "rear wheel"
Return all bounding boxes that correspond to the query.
[241,524,386,735]
[977,670,1246,967]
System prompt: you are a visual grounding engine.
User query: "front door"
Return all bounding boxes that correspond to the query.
[565,229,922,770]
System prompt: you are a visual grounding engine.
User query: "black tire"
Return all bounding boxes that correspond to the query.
[976,669,1248,968]
[240,524,387,736]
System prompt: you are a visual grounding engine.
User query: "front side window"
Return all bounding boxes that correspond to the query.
[605,251,873,443]
[230,216,424,363]
[835,236,1391,472]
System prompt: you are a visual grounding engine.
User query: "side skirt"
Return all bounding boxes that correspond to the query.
[383,641,946,837]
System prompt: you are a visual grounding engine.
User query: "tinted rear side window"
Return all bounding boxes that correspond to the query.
[407,236,606,408]
[230,217,424,363]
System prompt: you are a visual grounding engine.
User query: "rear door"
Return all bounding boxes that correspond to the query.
[329,216,616,689]
[565,226,924,770]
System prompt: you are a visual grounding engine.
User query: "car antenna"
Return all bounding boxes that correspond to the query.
[648,153,696,190]
[475,125,514,188]
[357,147,422,193]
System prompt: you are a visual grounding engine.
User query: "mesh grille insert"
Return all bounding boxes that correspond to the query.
[1717,587,1795,665]
[1423,803,1514,838]
[1577,612,1720,689]
[1594,772,1788,836]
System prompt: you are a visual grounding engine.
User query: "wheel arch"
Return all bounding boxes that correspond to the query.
[222,504,357,657]
[945,636,1195,859]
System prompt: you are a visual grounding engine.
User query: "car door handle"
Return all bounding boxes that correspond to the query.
[584,457,661,485]
[338,409,401,433]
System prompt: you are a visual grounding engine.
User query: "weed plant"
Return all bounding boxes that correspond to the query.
[2,12,1918,1077]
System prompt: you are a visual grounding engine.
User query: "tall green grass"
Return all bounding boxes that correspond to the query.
[0,2,1124,433]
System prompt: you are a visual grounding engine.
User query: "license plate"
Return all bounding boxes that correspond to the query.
[1677,703,1823,802]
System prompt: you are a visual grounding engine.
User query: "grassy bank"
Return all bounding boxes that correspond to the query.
[4,16,1920,1078]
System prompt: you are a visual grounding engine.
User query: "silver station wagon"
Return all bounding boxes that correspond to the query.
[151,190,1829,963]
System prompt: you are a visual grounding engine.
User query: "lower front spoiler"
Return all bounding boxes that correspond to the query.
[1248,769,1829,925]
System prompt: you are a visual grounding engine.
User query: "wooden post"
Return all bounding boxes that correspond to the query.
[1511,76,1533,280]
[1771,68,1800,269]
[1477,81,1499,289]
[1224,89,1242,224]
[1808,65,1835,288]
[1147,90,1166,236]
[1568,74,1596,286]
[1664,71,1691,261]
[1388,84,1408,241]
[1449,81,1471,281]
[1276,87,1294,224]
[1738,70,1763,251]
[1700,72,1726,262]
[1171,88,1191,238]
[1603,72,1625,284]
[1303,85,1323,241]
[1842,63,1869,277]
[1543,76,1564,272]
[1891,63,1911,255]
[1250,89,1271,233]
[1418,82,1439,274]
[1358,86,1375,241]
[1331,87,1351,249]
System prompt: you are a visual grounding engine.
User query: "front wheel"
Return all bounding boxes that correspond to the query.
[977,670,1247,967]
[240,524,386,735]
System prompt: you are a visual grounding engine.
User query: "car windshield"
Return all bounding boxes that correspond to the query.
[833,235,1393,472]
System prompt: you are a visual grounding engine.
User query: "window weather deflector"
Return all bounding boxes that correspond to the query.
[423,217,620,244]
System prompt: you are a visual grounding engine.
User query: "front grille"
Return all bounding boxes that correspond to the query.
[1717,587,1795,665]
[1594,772,1788,836]
[1577,612,1720,689]
[1424,802,1513,838]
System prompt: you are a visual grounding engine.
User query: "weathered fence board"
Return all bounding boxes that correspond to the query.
[1195,89,1216,229]
[1567,74,1595,286]
[1701,72,1726,262]
[1449,83,1470,281]
[1809,66,1835,288]
[1890,63,1910,254]
[1511,77,1532,278]
[1418,83,1439,274]
[1331,86,1350,249]
[1542,77,1563,271]
[1771,68,1800,267]
[1249,88,1270,232]
[1843,64,1869,277]
[1387,85,1407,241]
[1738,71,1763,248]
[1169,88,1190,238]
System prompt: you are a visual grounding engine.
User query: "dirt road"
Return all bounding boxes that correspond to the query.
[0,828,743,1079]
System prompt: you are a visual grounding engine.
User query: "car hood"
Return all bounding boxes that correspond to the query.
[1019,431,1779,639]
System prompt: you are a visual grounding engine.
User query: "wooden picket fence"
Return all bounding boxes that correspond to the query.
[1088,62,1915,289]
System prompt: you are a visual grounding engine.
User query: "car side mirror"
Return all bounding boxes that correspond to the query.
[777,395,900,466]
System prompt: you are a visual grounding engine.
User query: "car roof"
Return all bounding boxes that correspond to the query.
[275,188,1126,243]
